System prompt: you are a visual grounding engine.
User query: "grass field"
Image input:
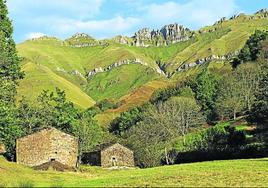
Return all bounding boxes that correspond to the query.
[0,157,267,187]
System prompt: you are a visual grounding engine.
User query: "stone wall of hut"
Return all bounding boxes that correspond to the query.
[101,143,134,168]
[16,128,78,167]
[0,143,6,154]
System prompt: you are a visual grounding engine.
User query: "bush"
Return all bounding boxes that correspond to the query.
[95,99,117,111]
[232,30,268,67]
[109,103,153,135]
[173,125,256,164]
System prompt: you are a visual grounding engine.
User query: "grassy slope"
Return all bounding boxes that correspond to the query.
[0,157,267,187]
[16,16,268,112]
[170,17,268,71]
[85,64,163,101]
[95,80,170,128]
[17,62,95,109]
[16,39,162,106]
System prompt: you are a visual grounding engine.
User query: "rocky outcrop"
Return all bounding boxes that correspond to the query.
[71,70,83,77]
[56,67,67,73]
[87,59,165,78]
[254,9,268,18]
[132,23,193,47]
[30,36,60,41]
[66,33,108,48]
[87,67,104,77]
[134,28,152,47]
[113,36,130,45]
[56,67,84,78]
[160,24,191,43]
[214,17,227,25]
[176,52,239,72]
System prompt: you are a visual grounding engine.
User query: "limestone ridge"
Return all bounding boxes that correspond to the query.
[254,9,268,18]
[65,33,108,47]
[86,59,166,78]
[133,23,193,47]
[176,52,239,73]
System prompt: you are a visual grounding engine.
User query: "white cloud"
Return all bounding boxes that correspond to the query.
[54,16,139,33]
[7,0,240,42]
[7,0,103,19]
[26,32,46,40]
[144,0,239,29]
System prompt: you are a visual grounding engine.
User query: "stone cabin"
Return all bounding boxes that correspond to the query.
[0,143,6,155]
[16,127,78,168]
[82,143,134,168]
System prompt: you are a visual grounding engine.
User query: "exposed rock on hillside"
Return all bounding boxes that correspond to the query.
[87,59,165,78]
[176,52,239,72]
[214,17,227,25]
[132,23,193,47]
[71,70,83,77]
[255,9,268,18]
[65,33,108,48]
[113,35,131,45]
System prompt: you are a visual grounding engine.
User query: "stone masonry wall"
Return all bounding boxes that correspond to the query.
[16,129,52,167]
[16,128,78,167]
[0,143,6,154]
[49,129,78,167]
[101,143,134,168]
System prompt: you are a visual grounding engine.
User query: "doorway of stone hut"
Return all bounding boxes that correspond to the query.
[111,156,117,166]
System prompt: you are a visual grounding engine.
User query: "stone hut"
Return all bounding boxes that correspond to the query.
[16,127,78,168]
[0,143,6,155]
[82,143,134,168]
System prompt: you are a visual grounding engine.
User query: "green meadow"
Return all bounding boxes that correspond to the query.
[1,157,267,187]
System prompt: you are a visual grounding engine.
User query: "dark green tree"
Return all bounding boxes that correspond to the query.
[109,103,153,135]
[191,71,220,121]
[0,0,23,81]
[73,110,103,166]
[233,30,268,67]
[36,88,80,133]
[248,63,268,129]
[0,0,24,160]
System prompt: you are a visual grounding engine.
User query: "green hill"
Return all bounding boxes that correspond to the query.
[0,156,267,187]
[17,62,95,109]
[16,11,268,112]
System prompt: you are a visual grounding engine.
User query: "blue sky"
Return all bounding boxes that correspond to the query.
[6,0,268,43]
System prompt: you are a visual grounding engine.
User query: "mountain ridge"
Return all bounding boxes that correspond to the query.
[25,9,268,47]
[16,10,268,126]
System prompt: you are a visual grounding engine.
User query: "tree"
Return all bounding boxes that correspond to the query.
[236,64,260,112]
[216,64,260,120]
[36,88,80,133]
[126,97,204,167]
[0,0,24,160]
[191,71,220,121]
[17,98,41,134]
[216,73,243,120]
[73,111,103,166]
[233,30,268,67]
[95,99,117,111]
[0,0,23,81]
[109,103,153,135]
[161,97,205,143]
[248,62,268,130]
[0,81,23,160]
